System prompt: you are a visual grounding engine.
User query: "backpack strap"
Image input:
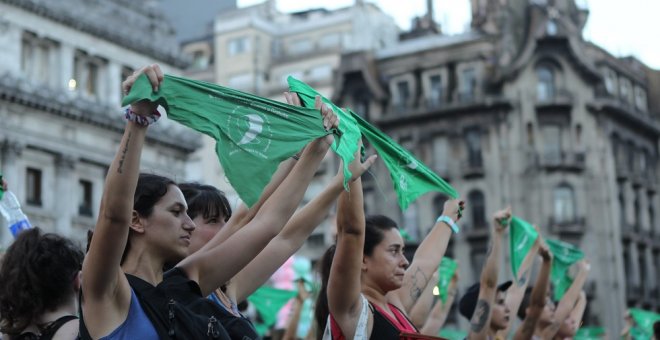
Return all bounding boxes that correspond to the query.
[125,274,173,339]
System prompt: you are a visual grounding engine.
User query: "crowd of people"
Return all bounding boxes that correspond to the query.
[0,65,658,340]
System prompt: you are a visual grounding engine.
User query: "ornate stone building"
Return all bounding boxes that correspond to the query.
[181,0,402,256]
[332,0,659,332]
[0,0,199,247]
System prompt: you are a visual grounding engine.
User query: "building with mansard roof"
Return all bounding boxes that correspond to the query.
[332,0,660,332]
[0,0,200,247]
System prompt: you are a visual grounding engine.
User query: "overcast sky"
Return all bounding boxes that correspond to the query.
[237,0,660,69]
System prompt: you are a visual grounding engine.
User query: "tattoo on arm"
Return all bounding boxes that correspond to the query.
[470,299,490,332]
[517,272,528,287]
[409,267,428,301]
[117,132,132,174]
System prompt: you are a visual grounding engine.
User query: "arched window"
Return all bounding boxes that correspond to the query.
[536,65,555,101]
[553,184,575,223]
[468,190,486,229]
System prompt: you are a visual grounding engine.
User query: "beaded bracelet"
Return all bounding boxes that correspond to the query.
[124,107,161,126]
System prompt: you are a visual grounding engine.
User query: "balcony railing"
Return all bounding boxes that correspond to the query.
[530,151,586,172]
[461,159,485,179]
[549,216,586,235]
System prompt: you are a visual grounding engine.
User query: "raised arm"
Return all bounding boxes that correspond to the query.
[198,93,304,249]
[541,260,590,338]
[409,272,439,329]
[513,238,553,340]
[82,65,163,335]
[231,152,376,302]
[282,280,310,340]
[421,272,458,335]
[496,230,541,339]
[179,97,338,295]
[468,207,510,340]
[327,149,367,339]
[389,199,464,312]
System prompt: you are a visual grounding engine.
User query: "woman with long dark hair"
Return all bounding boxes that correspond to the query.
[315,147,463,339]
[0,228,83,340]
[81,65,338,339]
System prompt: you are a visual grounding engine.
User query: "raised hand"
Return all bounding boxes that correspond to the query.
[537,237,553,262]
[492,206,512,233]
[122,64,164,116]
[442,199,465,222]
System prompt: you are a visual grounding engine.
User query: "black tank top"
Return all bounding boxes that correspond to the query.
[369,303,418,340]
[209,293,260,340]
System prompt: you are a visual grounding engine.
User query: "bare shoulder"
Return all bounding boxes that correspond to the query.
[52,318,79,340]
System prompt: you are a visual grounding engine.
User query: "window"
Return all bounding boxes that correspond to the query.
[395,80,410,109]
[319,32,341,49]
[429,75,443,107]
[432,136,449,175]
[619,183,627,229]
[634,189,641,232]
[353,93,369,119]
[635,87,647,111]
[73,52,103,97]
[191,50,209,70]
[228,36,249,56]
[308,65,332,80]
[468,190,486,229]
[26,168,42,206]
[648,194,655,235]
[553,184,575,223]
[289,38,313,55]
[21,32,53,85]
[79,180,93,216]
[536,66,555,101]
[459,68,476,102]
[402,203,419,241]
[604,68,617,95]
[527,122,534,145]
[546,20,558,35]
[620,78,632,103]
[228,73,252,90]
[542,124,562,163]
[465,128,483,168]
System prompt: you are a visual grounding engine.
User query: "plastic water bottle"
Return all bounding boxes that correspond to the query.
[0,190,32,237]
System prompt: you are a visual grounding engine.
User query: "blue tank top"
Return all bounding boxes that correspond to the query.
[100,288,159,340]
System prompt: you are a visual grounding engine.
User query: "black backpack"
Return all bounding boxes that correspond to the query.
[79,267,230,339]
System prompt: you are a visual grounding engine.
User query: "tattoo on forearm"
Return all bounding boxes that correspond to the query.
[409,267,428,301]
[117,132,132,174]
[470,299,490,332]
[518,272,528,286]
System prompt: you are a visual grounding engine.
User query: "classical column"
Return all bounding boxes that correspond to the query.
[58,43,75,93]
[54,154,76,236]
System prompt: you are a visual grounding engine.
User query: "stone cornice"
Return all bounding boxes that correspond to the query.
[1,0,191,68]
[0,73,200,154]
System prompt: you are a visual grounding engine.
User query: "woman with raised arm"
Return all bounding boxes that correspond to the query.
[177,92,376,339]
[315,155,463,339]
[81,65,338,340]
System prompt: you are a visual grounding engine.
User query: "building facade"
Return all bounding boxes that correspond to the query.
[332,0,660,333]
[0,0,199,247]
[182,0,401,257]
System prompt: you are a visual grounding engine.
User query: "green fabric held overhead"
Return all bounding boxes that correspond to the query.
[509,216,539,279]
[439,328,468,340]
[437,257,458,303]
[288,76,361,190]
[629,308,660,339]
[574,326,605,339]
[122,74,340,207]
[247,286,297,335]
[349,109,458,209]
[546,238,584,300]
[287,78,458,210]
